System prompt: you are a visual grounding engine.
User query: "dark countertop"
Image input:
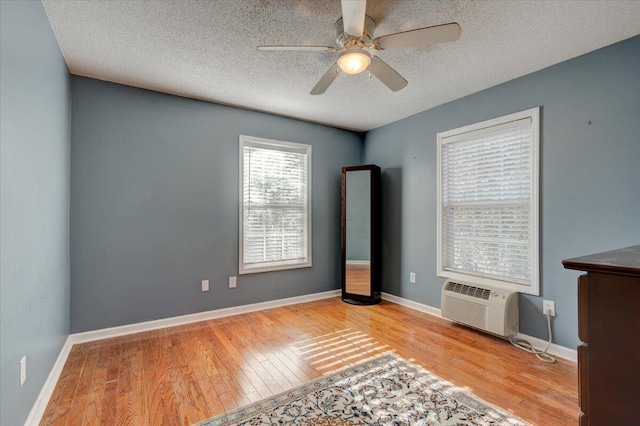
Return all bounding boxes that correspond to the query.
[562,245,640,277]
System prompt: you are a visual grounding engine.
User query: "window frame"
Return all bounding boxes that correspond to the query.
[436,107,540,295]
[238,135,312,275]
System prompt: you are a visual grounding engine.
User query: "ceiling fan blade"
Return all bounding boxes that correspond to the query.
[373,22,461,50]
[369,56,407,92]
[341,0,367,37]
[258,45,335,52]
[310,63,341,95]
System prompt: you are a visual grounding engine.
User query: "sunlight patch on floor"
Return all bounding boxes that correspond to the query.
[288,328,391,374]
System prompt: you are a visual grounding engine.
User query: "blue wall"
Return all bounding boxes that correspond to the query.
[70,77,363,332]
[364,35,640,348]
[0,2,71,425]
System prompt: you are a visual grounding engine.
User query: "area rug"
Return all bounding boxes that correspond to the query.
[195,353,529,425]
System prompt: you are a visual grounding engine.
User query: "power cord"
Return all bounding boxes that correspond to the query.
[508,310,556,364]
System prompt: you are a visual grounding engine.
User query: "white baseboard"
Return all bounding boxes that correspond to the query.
[70,289,341,344]
[24,336,73,426]
[381,292,577,363]
[514,332,577,363]
[381,292,442,317]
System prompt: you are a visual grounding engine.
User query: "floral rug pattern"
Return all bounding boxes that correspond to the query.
[195,353,529,426]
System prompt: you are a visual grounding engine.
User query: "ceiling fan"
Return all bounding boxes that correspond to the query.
[257,0,461,95]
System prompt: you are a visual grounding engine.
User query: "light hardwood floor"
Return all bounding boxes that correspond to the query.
[41,297,578,425]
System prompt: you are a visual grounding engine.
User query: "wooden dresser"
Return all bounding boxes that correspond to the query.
[562,245,640,426]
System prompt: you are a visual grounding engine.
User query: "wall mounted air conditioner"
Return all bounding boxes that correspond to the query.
[441,280,518,338]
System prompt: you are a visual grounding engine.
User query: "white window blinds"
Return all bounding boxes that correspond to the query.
[239,136,311,274]
[437,108,539,294]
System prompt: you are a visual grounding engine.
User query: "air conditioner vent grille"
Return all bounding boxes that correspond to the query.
[445,281,491,300]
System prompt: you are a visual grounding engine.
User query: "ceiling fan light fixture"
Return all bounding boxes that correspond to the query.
[337,49,371,75]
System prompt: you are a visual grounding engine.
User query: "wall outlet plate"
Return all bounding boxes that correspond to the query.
[409,272,416,283]
[229,276,237,288]
[19,356,26,387]
[201,280,209,292]
[543,300,556,317]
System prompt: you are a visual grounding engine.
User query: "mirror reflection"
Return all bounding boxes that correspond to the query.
[345,170,371,296]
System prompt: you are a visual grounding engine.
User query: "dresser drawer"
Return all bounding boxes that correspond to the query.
[578,275,588,343]
[578,344,589,414]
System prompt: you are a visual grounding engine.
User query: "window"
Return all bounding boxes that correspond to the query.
[239,135,311,274]
[437,107,540,295]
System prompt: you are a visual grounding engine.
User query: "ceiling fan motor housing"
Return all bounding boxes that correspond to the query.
[334,16,376,48]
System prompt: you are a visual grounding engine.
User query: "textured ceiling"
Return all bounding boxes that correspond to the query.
[42,0,640,132]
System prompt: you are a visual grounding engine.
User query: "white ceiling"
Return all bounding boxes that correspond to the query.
[42,0,640,132]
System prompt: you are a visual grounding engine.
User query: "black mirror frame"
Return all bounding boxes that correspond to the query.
[341,164,381,305]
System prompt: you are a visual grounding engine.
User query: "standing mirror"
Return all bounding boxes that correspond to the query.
[342,165,381,305]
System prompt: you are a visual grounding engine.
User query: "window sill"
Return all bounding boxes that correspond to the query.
[239,261,312,275]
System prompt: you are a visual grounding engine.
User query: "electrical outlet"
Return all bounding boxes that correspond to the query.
[229,276,237,289]
[543,300,556,317]
[409,272,416,283]
[201,280,209,292]
[19,356,26,387]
